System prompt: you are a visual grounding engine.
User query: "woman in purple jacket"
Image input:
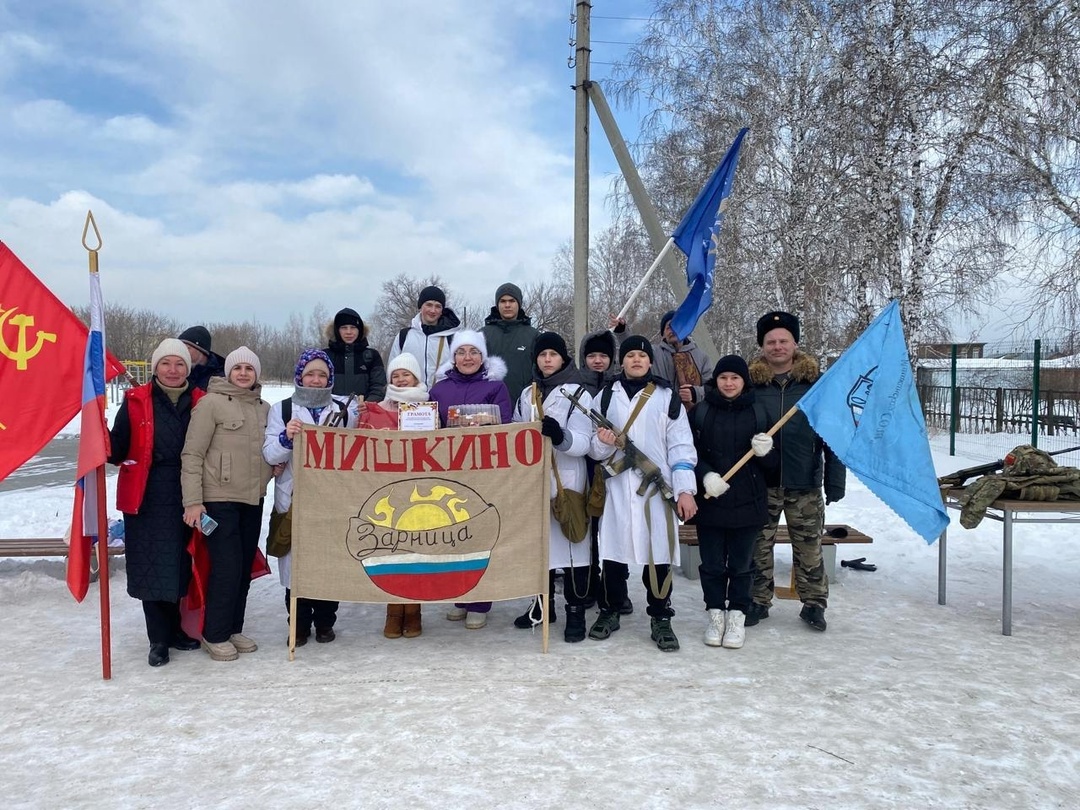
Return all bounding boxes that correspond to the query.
[428,329,513,629]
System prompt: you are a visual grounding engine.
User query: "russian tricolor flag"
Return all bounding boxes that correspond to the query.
[67,271,110,602]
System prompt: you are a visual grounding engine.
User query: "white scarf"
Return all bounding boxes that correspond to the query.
[385,383,430,404]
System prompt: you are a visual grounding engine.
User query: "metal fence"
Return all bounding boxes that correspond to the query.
[916,340,1080,466]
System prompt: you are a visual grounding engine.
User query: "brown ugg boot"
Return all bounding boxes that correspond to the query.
[402,604,423,638]
[384,604,405,638]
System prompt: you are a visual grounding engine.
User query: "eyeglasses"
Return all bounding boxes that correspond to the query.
[454,349,482,358]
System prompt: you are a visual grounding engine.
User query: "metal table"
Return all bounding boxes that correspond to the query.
[938,489,1080,635]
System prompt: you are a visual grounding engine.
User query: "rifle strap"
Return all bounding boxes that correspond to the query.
[434,336,447,371]
[597,382,654,478]
[617,382,654,442]
[532,384,566,496]
[643,491,676,600]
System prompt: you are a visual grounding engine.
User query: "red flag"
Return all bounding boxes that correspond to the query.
[180,531,272,639]
[67,269,110,601]
[0,242,124,482]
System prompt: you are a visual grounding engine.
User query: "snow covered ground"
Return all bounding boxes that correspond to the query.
[2,407,1079,808]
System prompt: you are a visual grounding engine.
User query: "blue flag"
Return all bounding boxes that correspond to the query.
[796,300,948,543]
[669,127,749,340]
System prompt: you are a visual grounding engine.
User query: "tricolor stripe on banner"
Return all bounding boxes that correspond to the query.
[362,550,492,600]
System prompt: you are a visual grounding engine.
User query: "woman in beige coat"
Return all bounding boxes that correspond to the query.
[181,347,273,661]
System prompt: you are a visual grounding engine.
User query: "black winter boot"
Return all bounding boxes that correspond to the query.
[564,605,587,643]
[744,602,770,627]
[514,597,556,628]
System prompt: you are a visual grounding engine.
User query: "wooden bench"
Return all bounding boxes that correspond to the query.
[0,538,125,579]
[678,523,874,600]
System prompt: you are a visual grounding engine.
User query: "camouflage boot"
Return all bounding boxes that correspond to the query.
[650,617,680,652]
[588,610,620,640]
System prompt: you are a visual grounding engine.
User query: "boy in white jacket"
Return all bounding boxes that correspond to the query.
[588,335,698,651]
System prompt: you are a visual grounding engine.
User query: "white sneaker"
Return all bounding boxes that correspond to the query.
[704,609,725,647]
[722,610,745,649]
[446,607,467,621]
[464,611,488,629]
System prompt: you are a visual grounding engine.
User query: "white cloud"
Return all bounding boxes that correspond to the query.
[0,0,630,337]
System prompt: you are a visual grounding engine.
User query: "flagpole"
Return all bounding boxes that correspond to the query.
[720,404,800,482]
[615,237,676,322]
[83,211,112,681]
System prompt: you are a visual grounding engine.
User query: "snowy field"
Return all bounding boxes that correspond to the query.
[2,397,1079,808]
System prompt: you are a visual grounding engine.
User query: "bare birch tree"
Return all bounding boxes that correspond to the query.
[605,0,1073,353]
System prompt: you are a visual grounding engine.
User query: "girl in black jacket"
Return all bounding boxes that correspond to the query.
[690,355,777,649]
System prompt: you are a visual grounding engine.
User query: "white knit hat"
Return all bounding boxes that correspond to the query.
[451,329,487,363]
[225,345,261,380]
[387,352,423,386]
[150,338,192,377]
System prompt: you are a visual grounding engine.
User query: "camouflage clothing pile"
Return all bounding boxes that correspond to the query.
[959,445,1080,529]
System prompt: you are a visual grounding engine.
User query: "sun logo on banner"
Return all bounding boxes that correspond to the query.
[346,478,502,600]
[0,306,58,371]
[365,484,470,530]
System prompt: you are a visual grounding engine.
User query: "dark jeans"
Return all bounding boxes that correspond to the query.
[284,588,339,631]
[599,560,673,619]
[697,524,758,613]
[142,600,183,645]
[202,501,262,643]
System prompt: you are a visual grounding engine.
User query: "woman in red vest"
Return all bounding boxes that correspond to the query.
[109,338,204,668]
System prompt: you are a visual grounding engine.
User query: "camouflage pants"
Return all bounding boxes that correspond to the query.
[751,487,828,608]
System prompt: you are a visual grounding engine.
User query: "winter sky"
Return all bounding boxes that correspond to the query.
[0,0,656,326]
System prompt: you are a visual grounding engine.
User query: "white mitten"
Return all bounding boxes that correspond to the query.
[703,472,730,499]
[751,433,774,457]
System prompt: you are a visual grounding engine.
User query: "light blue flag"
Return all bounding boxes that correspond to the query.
[796,300,948,543]
[669,127,748,340]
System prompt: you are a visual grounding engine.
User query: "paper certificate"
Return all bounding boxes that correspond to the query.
[398,401,439,431]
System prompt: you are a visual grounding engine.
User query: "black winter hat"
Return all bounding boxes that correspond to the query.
[712,354,751,387]
[659,309,676,335]
[417,286,446,308]
[532,332,571,366]
[756,311,800,346]
[619,335,654,364]
[582,333,613,358]
[495,282,523,306]
[177,325,211,357]
[334,307,364,332]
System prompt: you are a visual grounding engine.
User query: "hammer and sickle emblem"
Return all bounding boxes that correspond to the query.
[0,306,58,370]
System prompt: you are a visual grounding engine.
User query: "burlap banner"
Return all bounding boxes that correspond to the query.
[292,423,550,603]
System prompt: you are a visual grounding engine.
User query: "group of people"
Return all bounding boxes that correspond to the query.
[109,282,845,667]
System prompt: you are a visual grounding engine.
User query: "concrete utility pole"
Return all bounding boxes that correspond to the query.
[572,1,591,351]
[587,83,720,362]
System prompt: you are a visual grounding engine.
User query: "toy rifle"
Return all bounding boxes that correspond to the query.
[562,386,676,504]
[937,445,1080,488]
[327,394,357,428]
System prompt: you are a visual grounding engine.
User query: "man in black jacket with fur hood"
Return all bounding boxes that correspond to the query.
[747,311,845,632]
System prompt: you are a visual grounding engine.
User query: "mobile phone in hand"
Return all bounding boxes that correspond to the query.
[200,513,219,535]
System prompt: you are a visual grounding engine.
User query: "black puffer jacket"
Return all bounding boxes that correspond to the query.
[188,351,225,392]
[749,351,846,501]
[690,383,775,528]
[324,313,386,400]
[108,382,197,602]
